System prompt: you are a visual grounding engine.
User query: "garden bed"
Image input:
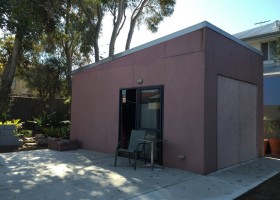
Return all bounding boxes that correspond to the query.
[48,138,80,151]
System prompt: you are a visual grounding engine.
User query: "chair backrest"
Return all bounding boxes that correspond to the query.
[127,130,146,152]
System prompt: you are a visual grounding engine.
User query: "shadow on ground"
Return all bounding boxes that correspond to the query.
[0,150,280,200]
[0,150,195,200]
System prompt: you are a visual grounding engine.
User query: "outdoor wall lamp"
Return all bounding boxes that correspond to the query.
[137,78,143,85]
[178,154,185,160]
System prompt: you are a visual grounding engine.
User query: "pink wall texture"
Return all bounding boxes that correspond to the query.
[71,22,263,174]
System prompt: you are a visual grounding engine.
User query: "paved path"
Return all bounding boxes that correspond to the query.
[0,149,279,200]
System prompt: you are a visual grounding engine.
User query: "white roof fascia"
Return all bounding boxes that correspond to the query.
[71,21,262,75]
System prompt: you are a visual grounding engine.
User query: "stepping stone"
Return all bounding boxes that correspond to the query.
[24,143,38,147]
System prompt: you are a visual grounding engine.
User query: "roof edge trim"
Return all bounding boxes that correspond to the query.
[238,31,280,42]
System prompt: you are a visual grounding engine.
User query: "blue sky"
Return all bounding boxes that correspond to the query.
[101,0,280,55]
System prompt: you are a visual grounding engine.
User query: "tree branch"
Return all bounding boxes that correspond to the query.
[117,6,126,36]
[125,0,148,50]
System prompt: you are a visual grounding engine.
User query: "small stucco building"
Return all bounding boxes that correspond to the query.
[71,21,263,174]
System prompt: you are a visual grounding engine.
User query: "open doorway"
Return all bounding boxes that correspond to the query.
[119,89,136,147]
[119,87,163,164]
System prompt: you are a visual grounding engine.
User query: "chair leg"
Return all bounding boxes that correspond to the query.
[134,152,138,170]
[144,144,146,165]
[114,151,118,167]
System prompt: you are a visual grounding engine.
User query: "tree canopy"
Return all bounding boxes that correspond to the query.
[0,0,176,120]
[0,0,63,119]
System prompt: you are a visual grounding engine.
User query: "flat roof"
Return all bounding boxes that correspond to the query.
[72,21,262,75]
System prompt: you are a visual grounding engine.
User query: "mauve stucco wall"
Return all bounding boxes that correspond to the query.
[203,28,263,173]
[71,29,206,173]
[71,65,134,153]
[164,52,205,173]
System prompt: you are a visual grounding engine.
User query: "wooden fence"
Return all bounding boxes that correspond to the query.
[8,97,70,122]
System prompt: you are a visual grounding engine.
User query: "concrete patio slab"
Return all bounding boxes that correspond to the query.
[0,149,279,200]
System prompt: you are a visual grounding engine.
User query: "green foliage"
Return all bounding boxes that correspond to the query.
[64,96,71,105]
[264,115,280,138]
[32,112,70,138]
[0,0,64,118]
[0,0,176,115]
[0,36,14,71]
[0,104,11,121]
[0,35,16,120]
[20,57,66,111]
[42,126,70,138]
[17,129,33,137]
[143,0,176,33]
[0,119,23,129]
[33,112,57,128]
[125,0,176,33]
[1,0,61,38]
[273,38,280,63]
[61,1,93,58]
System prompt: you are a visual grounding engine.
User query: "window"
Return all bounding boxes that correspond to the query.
[261,43,268,61]
[261,41,277,61]
[270,41,277,60]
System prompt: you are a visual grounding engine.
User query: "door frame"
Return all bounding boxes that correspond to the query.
[118,85,164,163]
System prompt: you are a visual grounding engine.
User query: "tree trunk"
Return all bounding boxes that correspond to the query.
[109,0,125,57]
[64,0,72,96]
[93,3,103,62]
[0,34,22,120]
[125,0,148,50]
[78,1,103,62]
[125,20,136,50]
[65,47,72,96]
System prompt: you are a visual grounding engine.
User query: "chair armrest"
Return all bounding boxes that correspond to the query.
[135,142,147,152]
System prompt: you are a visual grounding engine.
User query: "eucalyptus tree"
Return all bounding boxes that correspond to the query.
[78,0,176,58]
[58,0,94,95]
[105,0,176,56]
[106,0,127,57]
[77,0,106,62]
[0,0,63,119]
[125,0,176,50]
[0,0,176,118]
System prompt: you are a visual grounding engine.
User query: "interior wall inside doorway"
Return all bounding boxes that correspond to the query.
[120,89,136,143]
[119,87,163,164]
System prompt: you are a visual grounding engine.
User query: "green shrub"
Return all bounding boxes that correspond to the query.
[17,129,33,137]
[42,126,70,138]
[264,115,280,138]
[0,119,23,129]
[33,112,57,128]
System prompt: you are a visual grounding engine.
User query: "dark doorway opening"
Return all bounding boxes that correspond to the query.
[119,86,163,164]
[119,89,136,148]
